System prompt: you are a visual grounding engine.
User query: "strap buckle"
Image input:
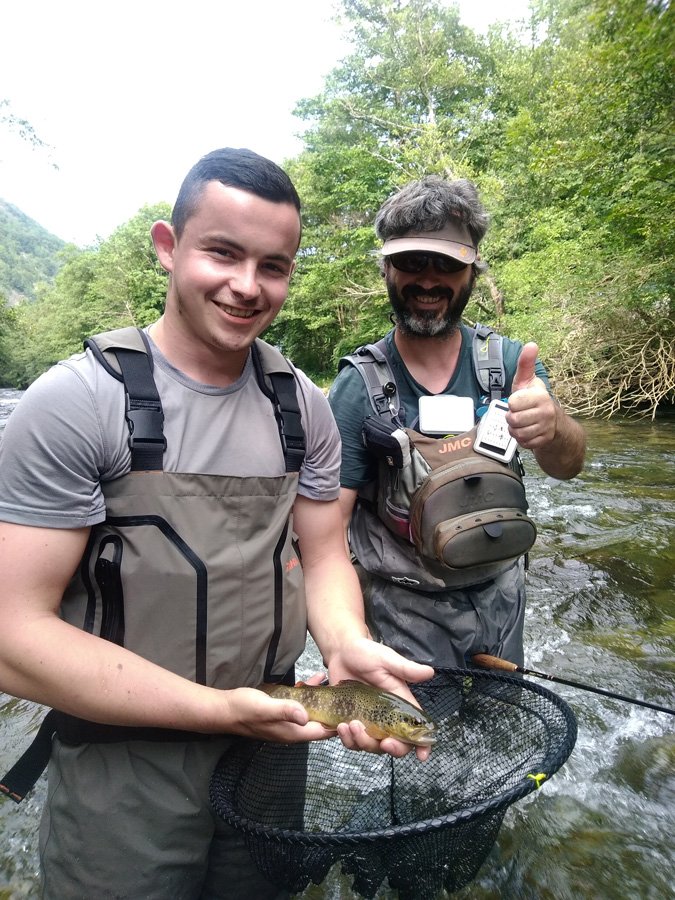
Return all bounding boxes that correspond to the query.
[125,406,167,452]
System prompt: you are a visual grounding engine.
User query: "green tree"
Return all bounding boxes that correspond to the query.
[281,0,674,412]
[484,0,674,415]
[276,0,494,375]
[91,204,170,330]
[7,204,170,387]
[6,247,98,386]
[0,200,66,302]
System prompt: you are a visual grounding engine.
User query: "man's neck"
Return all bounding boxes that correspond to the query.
[393,327,463,394]
[148,318,249,387]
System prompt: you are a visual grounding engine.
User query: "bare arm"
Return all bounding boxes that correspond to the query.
[294,494,434,758]
[337,486,358,554]
[506,343,587,480]
[0,522,339,744]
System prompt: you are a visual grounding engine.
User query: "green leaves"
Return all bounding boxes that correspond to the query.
[1,204,170,387]
[2,0,672,414]
[277,0,674,415]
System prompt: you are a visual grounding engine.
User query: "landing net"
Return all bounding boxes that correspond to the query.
[210,668,577,899]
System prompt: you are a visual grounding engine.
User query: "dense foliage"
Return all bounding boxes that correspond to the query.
[273,0,674,417]
[1,0,672,415]
[0,204,169,388]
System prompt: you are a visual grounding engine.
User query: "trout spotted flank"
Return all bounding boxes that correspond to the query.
[260,680,437,746]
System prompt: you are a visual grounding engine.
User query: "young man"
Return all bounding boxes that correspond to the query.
[0,149,433,899]
[329,175,586,669]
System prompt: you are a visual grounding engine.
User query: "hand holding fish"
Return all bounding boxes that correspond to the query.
[220,686,339,744]
[262,675,437,761]
[325,636,435,760]
[291,493,434,757]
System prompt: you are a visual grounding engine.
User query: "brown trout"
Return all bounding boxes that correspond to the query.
[260,680,437,746]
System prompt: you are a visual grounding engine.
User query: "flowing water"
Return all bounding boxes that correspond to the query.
[0,388,673,899]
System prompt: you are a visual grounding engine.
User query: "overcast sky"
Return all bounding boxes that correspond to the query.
[0,0,531,246]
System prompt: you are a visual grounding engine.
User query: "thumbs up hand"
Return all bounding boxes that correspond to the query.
[506,342,559,449]
[511,342,541,393]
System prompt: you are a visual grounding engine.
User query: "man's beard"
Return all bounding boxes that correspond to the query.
[386,278,474,338]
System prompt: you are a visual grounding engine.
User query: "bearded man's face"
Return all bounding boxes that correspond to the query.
[385,264,476,338]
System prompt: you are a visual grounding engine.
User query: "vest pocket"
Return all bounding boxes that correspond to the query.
[382,498,411,540]
[433,509,537,569]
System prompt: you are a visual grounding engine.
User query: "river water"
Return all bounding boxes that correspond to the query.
[0,388,673,898]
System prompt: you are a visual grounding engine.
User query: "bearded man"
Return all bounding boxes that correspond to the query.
[328,175,586,668]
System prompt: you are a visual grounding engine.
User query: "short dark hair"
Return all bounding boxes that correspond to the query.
[375,176,489,250]
[171,147,302,238]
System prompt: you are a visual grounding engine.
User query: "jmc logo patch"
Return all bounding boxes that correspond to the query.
[438,435,473,454]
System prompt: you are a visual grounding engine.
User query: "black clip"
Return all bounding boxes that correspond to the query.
[125,407,167,452]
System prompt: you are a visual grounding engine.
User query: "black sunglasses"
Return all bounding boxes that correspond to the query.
[388,251,470,275]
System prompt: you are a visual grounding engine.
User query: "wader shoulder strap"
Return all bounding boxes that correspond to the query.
[251,340,306,474]
[338,339,403,424]
[85,328,166,472]
[472,323,505,401]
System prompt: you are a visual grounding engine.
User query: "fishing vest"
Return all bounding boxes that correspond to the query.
[1,327,308,801]
[339,325,536,591]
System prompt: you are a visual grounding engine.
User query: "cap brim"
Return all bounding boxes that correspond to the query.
[381,236,476,264]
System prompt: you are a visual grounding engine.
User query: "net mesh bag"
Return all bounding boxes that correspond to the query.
[210,668,577,899]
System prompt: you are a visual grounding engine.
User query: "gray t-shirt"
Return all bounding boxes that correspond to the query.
[0,334,341,529]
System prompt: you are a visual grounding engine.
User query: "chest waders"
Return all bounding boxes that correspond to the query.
[1,327,307,802]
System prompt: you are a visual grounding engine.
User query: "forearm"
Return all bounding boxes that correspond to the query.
[305,554,370,665]
[338,487,358,556]
[0,613,224,732]
[533,406,587,479]
[0,522,222,731]
[0,611,348,745]
[293,495,365,663]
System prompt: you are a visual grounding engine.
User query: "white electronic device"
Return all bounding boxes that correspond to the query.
[418,395,475,436]
[473,399,518,463]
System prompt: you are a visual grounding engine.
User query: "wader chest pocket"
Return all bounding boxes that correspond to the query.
[92,536,125,646]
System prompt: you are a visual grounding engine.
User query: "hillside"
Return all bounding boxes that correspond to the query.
[0,200,66,303]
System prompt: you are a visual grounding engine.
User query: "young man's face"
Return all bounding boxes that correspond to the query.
[153,181,301,357]
[384,252,475,338]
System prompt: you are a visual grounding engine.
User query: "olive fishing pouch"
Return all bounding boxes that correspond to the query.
[407,428,536,570]
[362,417,536,572]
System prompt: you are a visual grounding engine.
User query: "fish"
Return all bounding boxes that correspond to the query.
[259,679,437,746]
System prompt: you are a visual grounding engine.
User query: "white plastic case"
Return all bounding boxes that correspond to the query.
[418,395,475,435]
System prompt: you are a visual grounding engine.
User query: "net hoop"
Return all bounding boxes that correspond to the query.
[211,667,577,847]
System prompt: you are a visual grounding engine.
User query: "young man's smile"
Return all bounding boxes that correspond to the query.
[151,181,300,381]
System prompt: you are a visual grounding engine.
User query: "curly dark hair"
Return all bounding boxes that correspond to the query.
[375,176,489,252]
